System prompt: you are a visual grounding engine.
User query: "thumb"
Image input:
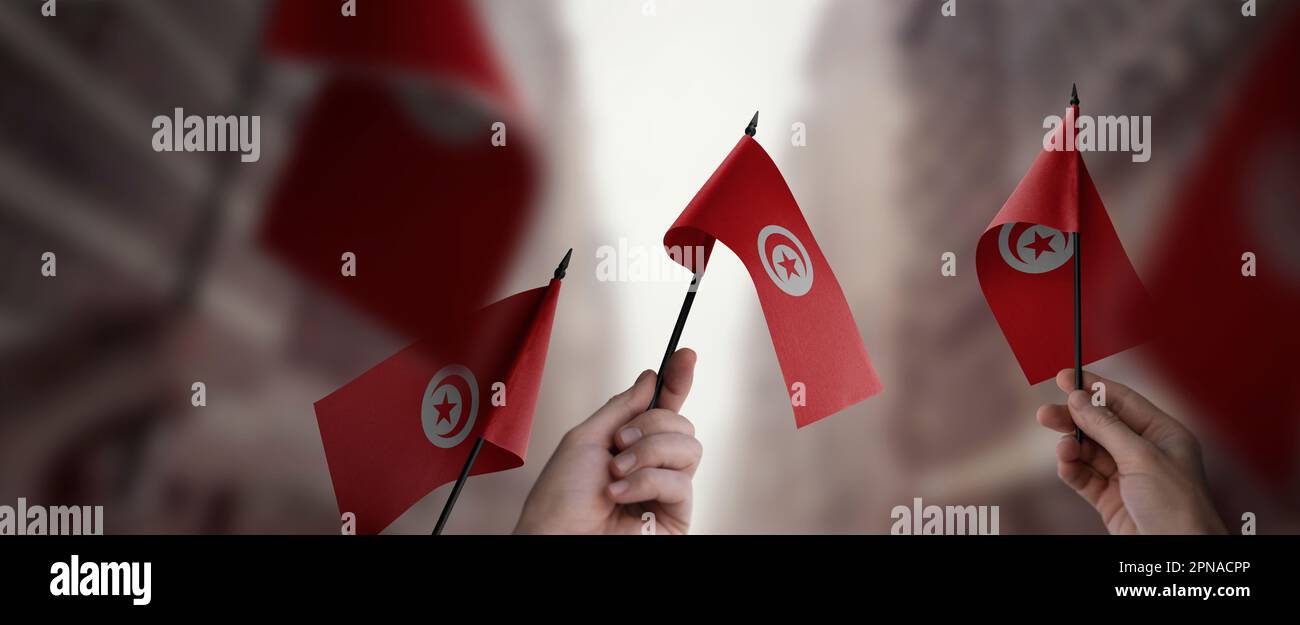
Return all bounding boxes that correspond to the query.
[649,348,697,414]
[572,369,657,443]
[1066,390,1151,468]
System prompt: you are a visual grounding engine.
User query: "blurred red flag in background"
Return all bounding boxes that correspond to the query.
[314,280,561,534]
[1140,8,1300,486]
[260,0,536,338]
[665,134,881,427]
[265,0,511,99]
[977,105,1150,384]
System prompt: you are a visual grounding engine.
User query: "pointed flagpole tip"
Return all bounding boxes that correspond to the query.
[1069,83,1080,106]
[554,248,573,280]
[745,111,759,137]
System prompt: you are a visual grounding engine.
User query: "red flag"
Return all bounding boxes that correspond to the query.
[977,105,1150,384]
[314,281,561,534]
[665,134,881,427]
[1140,7,1300,485]
[260,0,536,338]
[265,0,512,103]
[258,76,535,337]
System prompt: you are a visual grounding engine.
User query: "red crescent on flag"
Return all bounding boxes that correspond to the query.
[435,373,477,443]
[1006,222,1033,264]
[763,230,805,276]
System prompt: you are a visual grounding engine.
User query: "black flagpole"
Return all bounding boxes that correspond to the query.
[432,248,572,535]
[647,111,758,410]
[1070,84,1084,443]
[432,437,484,535]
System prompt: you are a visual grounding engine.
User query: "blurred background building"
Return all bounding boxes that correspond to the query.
[0,0,1295,534]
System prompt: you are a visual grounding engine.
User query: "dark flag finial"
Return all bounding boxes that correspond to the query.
[745,111,759,137]
[554,248,573,280]
[1070,83,1080,106]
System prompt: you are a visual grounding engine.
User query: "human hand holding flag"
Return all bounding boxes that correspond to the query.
[1035,368,1228,535]
[515,349,700,535]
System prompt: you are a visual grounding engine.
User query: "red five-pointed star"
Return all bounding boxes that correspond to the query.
[776,250,801,280]
[433,395,457,426]
[1023,231,1058,260]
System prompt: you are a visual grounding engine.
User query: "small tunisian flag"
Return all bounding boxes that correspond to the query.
[260,0,536,338]
[314,281,560,534]
[1140,6,1300,485]
[665,132,881,427]
[977,104,1150,384]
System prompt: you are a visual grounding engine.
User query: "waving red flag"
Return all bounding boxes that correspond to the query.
[977,105,1150,384]
[260,0,536,338]
[314,280,560,534]
[1140,7,1300,485]
[665,133,881,427]
[259,76,535,338]
[265,0,511,101]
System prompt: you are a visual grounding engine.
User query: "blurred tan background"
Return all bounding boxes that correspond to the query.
[0,0,1295,534]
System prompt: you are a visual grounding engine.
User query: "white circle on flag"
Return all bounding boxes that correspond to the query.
[998,223,1074,274]
[421,364,479,449]
[757,225,814,296]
